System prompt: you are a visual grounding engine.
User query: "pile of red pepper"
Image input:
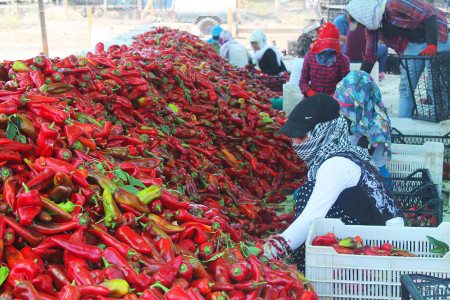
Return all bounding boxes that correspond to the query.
[0,27,316,299]
[312,233,418,257]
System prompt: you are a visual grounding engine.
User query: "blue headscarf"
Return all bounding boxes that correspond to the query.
[316,50,337,66]
[207,26,224,44]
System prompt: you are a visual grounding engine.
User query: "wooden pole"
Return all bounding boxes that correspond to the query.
[150,0,154,17]
[65,0,68,20]
[14,0,19,25]
[87,7,93,47]
[237,0,241,23]
[38,0,49,55]
[228,6,232,32]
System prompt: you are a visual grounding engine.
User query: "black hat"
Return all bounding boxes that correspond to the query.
[278,94,340,138]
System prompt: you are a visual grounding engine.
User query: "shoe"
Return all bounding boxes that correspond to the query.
[262,235,290,260]
[379,72,386,80]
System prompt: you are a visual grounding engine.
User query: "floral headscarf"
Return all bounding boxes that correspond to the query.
[334,70,392,162]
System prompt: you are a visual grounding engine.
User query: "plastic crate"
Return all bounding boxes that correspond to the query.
[388,142,444,192]
[401,274,450,300]
[399,51,450,123]
[386,54,401,75]
[387,169,443,227]
[390,118,450,180]
[305,218,450,300]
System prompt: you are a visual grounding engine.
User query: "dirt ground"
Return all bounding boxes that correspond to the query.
[0,2,313,60]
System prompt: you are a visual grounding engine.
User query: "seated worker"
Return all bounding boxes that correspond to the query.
[219,30,253,68]
[250,29,287,75]
[207,25,224,44]
[334,13,388,80]
[299,23,350,97]
[335,70,392,180]
[346,0,449,118]
[262,94,403,271]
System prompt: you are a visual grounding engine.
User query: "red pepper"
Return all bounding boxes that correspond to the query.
[90,225,139,260]
[178,261,193,282]
[175,209,212,225]
[151,255,182,287]
[190,278,212,295]
[16,183,42,226]
[13,280,41,300]
[31,274,55,295]
[229,262,251,282]
[156,238,175,262]
[3,176,18,211]
[8,259,40,286]
[158,190,190,210]
[67,262,95,286]
[36,122,58,157]
[34,157,89,187]
[103,247,142,285]
[27,103,69,124]
[30,70,45,88]
[198,241,214,260]
[311,235,338,246]
[116,225,154,254]
[64,124,83,146]
[178,225,208,244]
[20,246,44,274]
[0,138,35,151]
[103,260,126,280]
[50,236,102,263]
[0,100,18,115]
[299,290,319,300]
[59,285,82,300]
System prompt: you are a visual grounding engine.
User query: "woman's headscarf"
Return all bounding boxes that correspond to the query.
[292,115,373,181]
[250,29,282,66]
[310,23,341,55]
[346,0,388,30]
[334,70,392,162]
[219,30,238,59]
[207,26,224,44]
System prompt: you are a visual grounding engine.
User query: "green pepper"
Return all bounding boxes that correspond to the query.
[136,185,162,205]
[57,201,75,213]
[103,188,121,228]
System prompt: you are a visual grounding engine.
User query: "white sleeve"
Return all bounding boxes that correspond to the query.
[386,217,404,226]
[281,157,361,250]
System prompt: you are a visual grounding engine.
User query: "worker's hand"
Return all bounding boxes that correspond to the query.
[306,90,317,97]
[261,235,290,261]
[420,44,437,56]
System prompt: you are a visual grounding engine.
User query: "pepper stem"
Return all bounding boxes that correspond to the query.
[150,281,169,294]
[22,182,30,193]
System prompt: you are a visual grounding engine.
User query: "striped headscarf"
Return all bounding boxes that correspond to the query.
[293,116,373,181]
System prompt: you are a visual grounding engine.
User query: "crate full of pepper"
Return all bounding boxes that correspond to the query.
[305,218,450,300]
[0,27,316,299]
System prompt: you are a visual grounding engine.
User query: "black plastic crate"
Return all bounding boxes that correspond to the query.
[391,128,450,180]
[385,169,443,227]
[401,274,450,300]
[399,51,450,123]
[386,54,401,75]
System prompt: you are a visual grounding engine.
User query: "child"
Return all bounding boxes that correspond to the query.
[299,23,350,97]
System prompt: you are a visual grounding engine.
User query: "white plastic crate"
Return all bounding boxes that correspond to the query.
[390,118,450,137]
[387,142,444,192]
[305,218,450,300]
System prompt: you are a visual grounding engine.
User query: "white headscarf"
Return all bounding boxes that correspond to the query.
[250,29,282,66]
[219,30,238,59]
[346,0,388,30]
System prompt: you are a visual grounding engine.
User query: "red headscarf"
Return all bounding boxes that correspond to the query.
[310,23,341,54]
